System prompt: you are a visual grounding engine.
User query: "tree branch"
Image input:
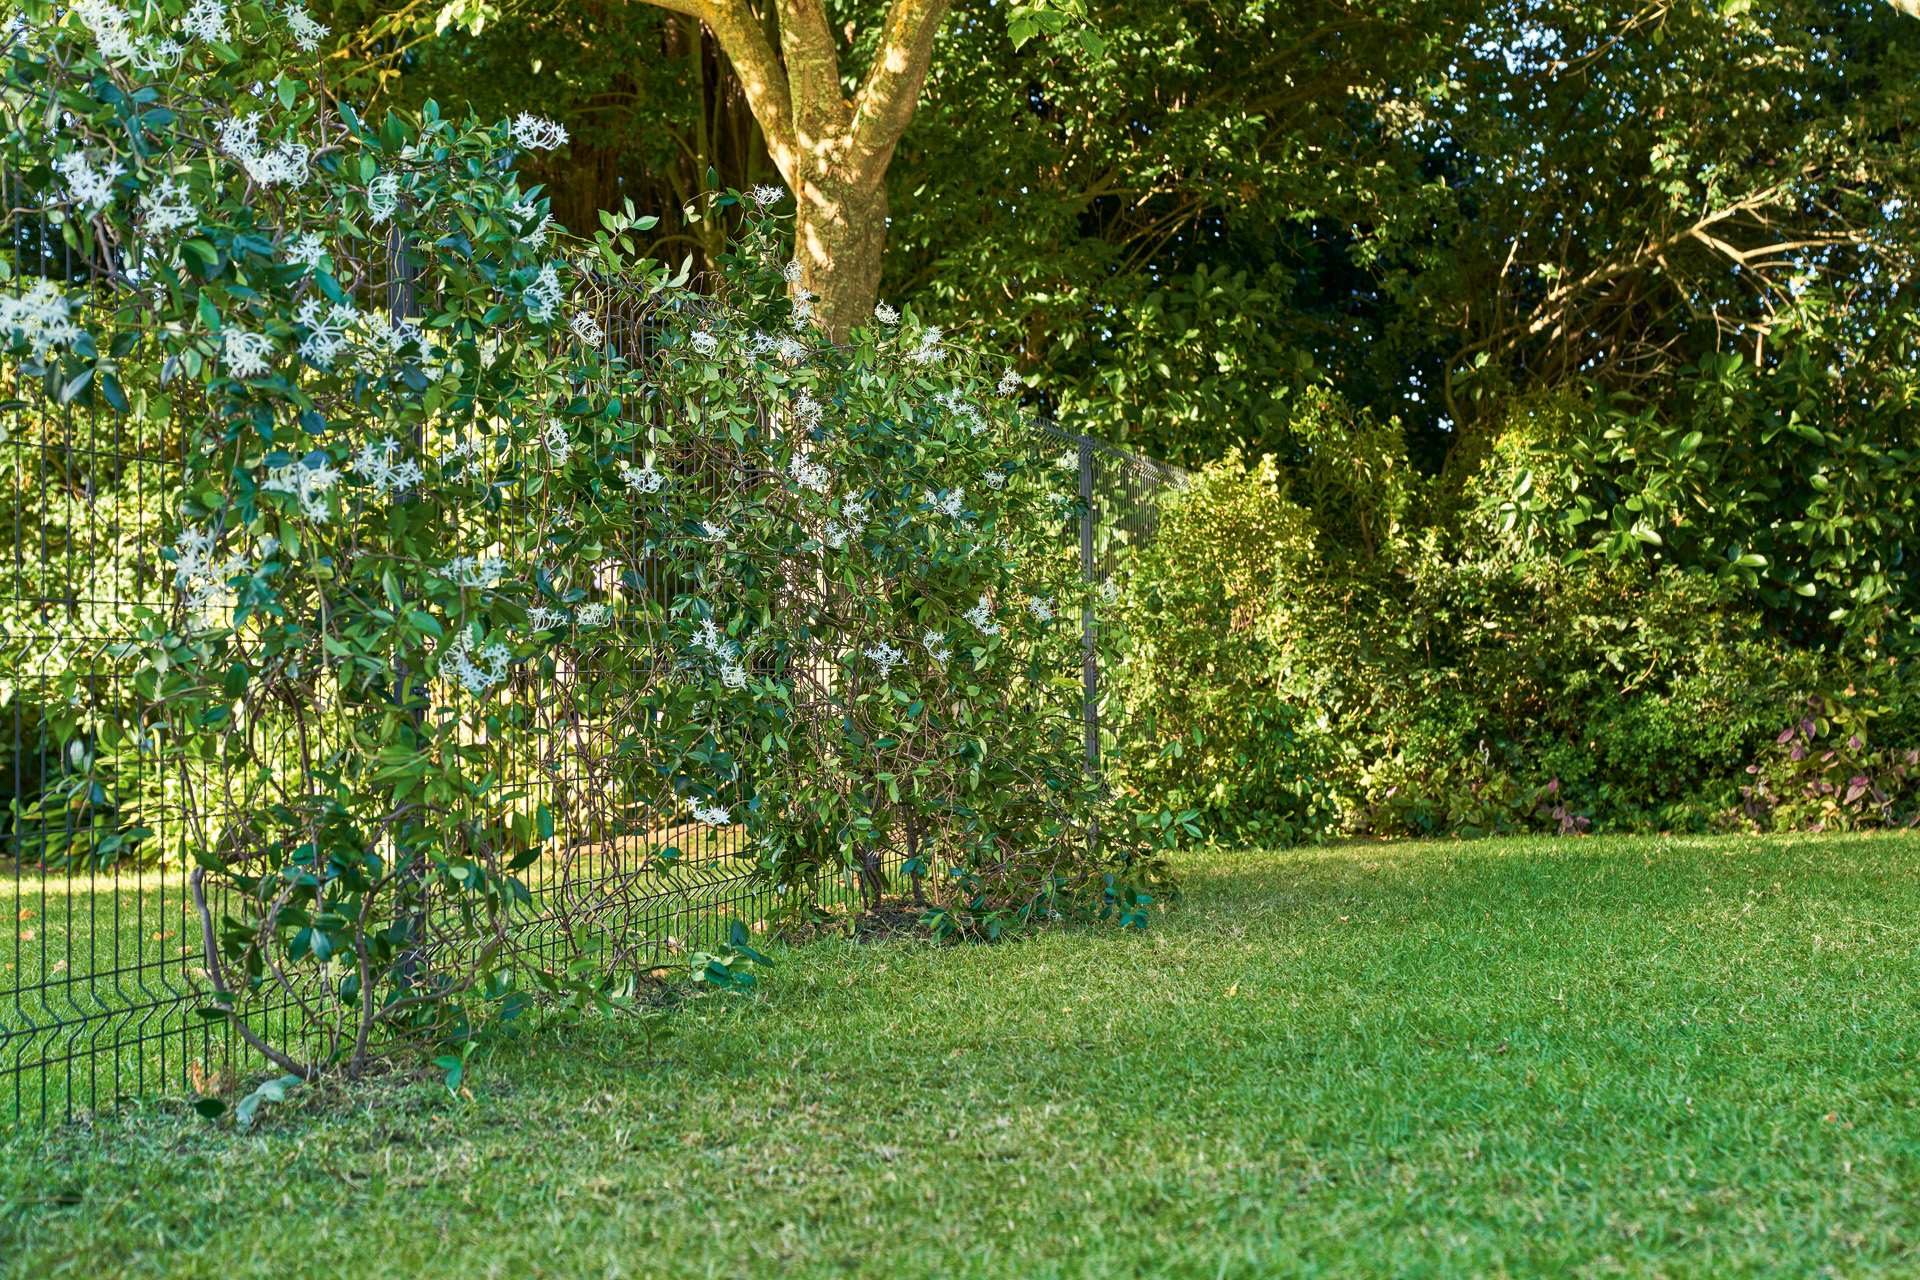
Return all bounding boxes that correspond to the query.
[847,0,953,179]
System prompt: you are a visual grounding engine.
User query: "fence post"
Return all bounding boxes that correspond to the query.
[1079,438,1098,775]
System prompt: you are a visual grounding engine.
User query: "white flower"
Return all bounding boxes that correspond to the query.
[570,311,605,346]
[285,232,328,268]
[782,260,803,284]
[909,326,945,365]
[525,263,563,323]
[793,387,824,429]
[135,176,197,234]
[261,457,341,523]
[790,296,814,329]
[433,555,509,589]
[823,521,851,550]
[698,519,729,542]
[366,172,400,223]
[245,141,309,187]
[216,113,307,186]
[689,799,732,826]
[873,302,899,326]
[54,152,126,214]
[74,1,135,57]
[1027,596,1054,623]
[750,184,785,208]
[351,436,424,498]
[865,642,905,681]
[574,602,610,628]
[921,629,952,664]
[963,594,1000,637]
[130,34,185,72]
[982,469,1006,490]
[364,313,422,357]
[511,113,569,150]
[223,328,275,380]
[440,627,512,695]
[0,281,82,357]
[479,336,502,368]
[543,422,572,466]
[516,211,554,250]
[997,368,1021,396]
[1054,449,1078,472]
[787,452,830,493]
[719,661,749,689]
[169,526,249,624]
[1099,578,1120,603]
[179,0,229,43]
[690,330,719,356]
[526,605,568,632]
[295,298,356,367]
[281,2,328,51]
[620,463,665,496]
[692,617,733,656]
[924,487,967,520]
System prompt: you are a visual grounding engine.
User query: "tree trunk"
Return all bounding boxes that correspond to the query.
[635,0,952,334]
[796,172,887,335]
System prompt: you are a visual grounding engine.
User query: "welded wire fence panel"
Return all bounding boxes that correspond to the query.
[0,238,1180,1124]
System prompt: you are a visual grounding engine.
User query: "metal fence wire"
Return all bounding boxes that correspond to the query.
[0,229,1186,1126]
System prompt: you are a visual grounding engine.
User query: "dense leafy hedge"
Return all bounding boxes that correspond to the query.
[1114,348,1920,842]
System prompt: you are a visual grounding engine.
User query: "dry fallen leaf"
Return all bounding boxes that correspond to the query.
[1224,983,1238,997]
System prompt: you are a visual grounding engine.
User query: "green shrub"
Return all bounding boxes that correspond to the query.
[1117,385,1920,841]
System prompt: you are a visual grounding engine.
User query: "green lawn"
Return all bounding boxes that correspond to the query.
[4,831,1920,1277]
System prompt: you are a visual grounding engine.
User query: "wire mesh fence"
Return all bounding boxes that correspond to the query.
[0,228,1186,1125]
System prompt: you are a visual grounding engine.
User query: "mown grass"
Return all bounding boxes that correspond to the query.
[4,831,1920,1278]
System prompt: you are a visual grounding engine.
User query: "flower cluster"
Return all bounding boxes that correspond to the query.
[180,0,230,42]
[688,799,732,826]
[218,114,309,187]
[171,527,247,624]
[138,176,198,234]
[510,114,570,151]
[788,453,831,493]
[435,555,509,589]
[282,3,328,51]
[0,281,81,357]
[223,327,275,379]
[964,595,1001,637]
[527,605,568,632]
[294,297,358,367]
[55,151,126,213]
[693,617,749,688]
[261,457,341,522]
[909,326,945,366]
[351,436,425,499]
[526,264,564,323]
[76,0,185,71]
[1027,596,1054,623]
[569,312,605,347]
[922,629,952,664]
[367,172,400,223]
[440,627,512,695]
[923,487,969,521]
[690,330,719,356]
[620,463,665,496]
[824,498,868,551]
[865,641,906,681]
